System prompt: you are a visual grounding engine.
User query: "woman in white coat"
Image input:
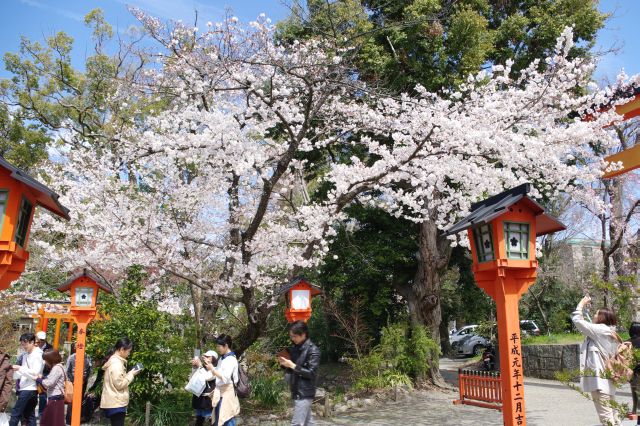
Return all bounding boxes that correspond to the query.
[572,295,621,426]
[203,335,239,426]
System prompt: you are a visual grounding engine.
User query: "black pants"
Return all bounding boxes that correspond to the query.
[109,412,126,426]
[9,390,38,426]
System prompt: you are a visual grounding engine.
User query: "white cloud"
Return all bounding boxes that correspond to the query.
[19,0,84,22]
[119,0,224,22]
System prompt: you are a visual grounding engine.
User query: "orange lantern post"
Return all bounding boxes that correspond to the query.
[280,277,322,323]
[0,157,69,289]
[445,184,566,426]
[57,269,112,426]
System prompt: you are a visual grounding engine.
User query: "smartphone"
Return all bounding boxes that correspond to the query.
[276,349,290,360]
[134,363,144,371]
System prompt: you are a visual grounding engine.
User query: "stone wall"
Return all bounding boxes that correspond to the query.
[522,343,580,380]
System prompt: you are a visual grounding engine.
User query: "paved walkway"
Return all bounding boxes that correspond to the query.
[302,357,638,425]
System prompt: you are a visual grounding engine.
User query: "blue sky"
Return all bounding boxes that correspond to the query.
[0,0,638,83]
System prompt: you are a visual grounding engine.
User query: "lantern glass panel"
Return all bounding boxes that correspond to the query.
[504,222,530,259]
[291,289,310,310]
[75,287,94,307]
[0,191,8,230]
[473,224,494,262]
[15,197,33,247]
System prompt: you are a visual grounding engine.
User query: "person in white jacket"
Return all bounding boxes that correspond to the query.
[205,335,239,426]
[572,295,621,426]
[9,333,44,426]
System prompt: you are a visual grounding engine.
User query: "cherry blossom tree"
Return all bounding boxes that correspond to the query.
[34,13,634,356]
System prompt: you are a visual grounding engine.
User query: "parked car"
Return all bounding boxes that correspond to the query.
[451,331,489,356]
[520,320,541,336]
[449,325,478,344]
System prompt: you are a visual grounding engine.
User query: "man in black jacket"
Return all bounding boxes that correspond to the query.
[278,321,320,426]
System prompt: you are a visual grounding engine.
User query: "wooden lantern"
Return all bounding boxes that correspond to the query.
[0,157,69,290]
[445,183,565,426]
[57,269,112,426]
[280,277,322,323]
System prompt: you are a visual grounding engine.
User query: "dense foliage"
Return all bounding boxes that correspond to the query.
[350,322,439,390]
[87,267,193,403]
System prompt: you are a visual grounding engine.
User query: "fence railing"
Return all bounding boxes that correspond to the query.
[453,369,503,411]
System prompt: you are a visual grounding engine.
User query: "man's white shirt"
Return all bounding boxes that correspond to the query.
[16,347,44,391]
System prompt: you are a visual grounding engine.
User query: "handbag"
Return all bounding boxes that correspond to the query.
[61,366,74,404]
[184,368,208,396]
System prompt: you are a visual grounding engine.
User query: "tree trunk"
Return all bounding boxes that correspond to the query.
[439,320,452,356]
[405,219,451,387]
[599,210,612,308]
[190,284,202,347]
[234,287,274,357]
[529,287,550,333]
[200,296,221,346]
[610,179,626,279]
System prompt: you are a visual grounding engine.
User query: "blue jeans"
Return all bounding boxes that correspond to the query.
[213,399,236,426]
[38,392,47,415]
[9,390,38,426]
[195,408,213,417]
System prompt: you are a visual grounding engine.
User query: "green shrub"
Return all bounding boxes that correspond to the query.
[408,324,440,379]
[251,376,288,409]
[242,344,288,411]
[521,333,582,346]
[87,266,193,403]
[353,370,412,392]
[348,321,438,391]
[128,390,192,426]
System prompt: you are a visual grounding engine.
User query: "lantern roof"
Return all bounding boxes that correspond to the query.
[277,277,323,296]
[57,268,113,294]
[0,156,70,220]
[444,183,566,237]
[610,82,640,104]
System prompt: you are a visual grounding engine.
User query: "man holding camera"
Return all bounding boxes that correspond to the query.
[278,321,320,426]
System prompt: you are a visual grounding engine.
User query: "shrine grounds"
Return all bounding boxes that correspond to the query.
[247,357,639,426]
[306,357,639,426]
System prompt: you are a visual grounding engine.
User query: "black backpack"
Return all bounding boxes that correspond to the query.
[230,355,251,398]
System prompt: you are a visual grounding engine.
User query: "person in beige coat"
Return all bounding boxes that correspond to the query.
[100,338,141,426]
[205,335,239,426]
[572,295,621,426]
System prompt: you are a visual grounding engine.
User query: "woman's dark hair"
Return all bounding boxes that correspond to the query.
[289,320,309,337]
[630,322,640,339]
[19,333,35,343]
[215,334,233,348]
[42,349,62,366]
[114,337,133,351]
[594,308,617,326]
